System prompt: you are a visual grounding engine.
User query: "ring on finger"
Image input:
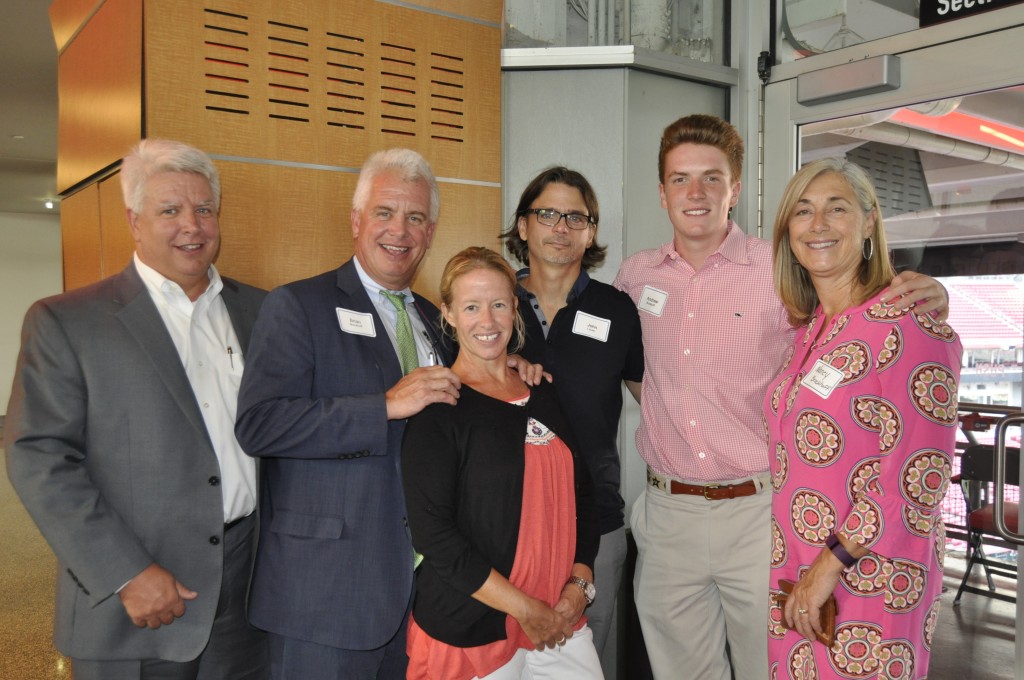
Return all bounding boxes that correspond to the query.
[797,608,808,614]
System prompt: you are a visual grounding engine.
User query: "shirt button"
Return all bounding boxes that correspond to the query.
[209,536,220,545]
[198,361,204,367]
[689,420,696,427]
[683,349,690,356]
[203,402,210,409]
[209,476,220,486]
[698,452,706,459]
[687,312,694,319]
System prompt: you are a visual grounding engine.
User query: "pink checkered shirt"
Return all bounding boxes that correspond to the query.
[613,224,794,482]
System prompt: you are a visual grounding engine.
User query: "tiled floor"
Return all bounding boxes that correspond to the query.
[1,440,1017,679]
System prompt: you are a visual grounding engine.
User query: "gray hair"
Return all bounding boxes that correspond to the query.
[120,139,221,214]
[352,148,440,223]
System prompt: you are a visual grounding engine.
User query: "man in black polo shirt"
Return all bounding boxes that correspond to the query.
[503,167,644,664]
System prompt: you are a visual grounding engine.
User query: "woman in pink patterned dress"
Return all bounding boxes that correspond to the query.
[764,158,962,679]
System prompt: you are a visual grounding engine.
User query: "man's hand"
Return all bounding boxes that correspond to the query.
[118,563,197,629]
[506,354,551,386]
[882,271,949,321]
[385,365,461,420]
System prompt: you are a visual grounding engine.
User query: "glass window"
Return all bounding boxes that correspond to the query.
[504,0,729,65]
[778,0,920,62]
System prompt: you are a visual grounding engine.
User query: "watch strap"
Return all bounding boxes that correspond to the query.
[567,575,595,604]
[826,533,858,568]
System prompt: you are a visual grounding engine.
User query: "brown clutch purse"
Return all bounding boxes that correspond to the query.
[777,579,838,647]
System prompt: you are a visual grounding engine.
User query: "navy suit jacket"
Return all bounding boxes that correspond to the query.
[5,264,265,661]
[235,259,449,650]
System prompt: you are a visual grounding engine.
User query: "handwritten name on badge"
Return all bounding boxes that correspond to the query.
[638,286,668,317]
[801,359,844,399]
[572,311,611,342]
[336,308,377,337]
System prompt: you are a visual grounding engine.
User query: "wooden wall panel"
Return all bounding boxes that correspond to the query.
[411,182,502,304]
[55,0,142,193]
[98,173,134,277]
[55,0,501,294]
[214,161,349,291]
[214,161,500,301]
[60,184,102,291]
[49,0,103,52]
[145,0,501,182]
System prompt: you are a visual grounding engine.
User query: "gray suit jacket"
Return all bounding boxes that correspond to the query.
[4,263,265,661]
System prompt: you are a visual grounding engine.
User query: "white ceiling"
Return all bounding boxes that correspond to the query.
[0,0,59,216]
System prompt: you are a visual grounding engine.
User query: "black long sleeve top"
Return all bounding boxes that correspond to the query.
[401,379,599,647]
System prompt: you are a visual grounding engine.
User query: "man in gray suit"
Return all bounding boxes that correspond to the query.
[5,139,269,680]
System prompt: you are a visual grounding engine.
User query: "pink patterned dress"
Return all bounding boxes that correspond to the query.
[764,293,962,679]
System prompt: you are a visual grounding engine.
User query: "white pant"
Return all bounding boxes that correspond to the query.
[475,625,603,680]
[631,478,772,680]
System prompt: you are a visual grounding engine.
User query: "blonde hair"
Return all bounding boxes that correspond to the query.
[439,246,525,352]
[772,158,894,327]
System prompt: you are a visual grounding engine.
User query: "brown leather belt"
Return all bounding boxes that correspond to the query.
[669,479,758,500]
[647,468,759,500]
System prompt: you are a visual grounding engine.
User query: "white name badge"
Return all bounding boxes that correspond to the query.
[336,308,377,337]
[572,311,611,342]
[638,286,668,317]
[801,359,844,399]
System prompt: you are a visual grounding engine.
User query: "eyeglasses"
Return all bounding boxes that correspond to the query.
[522,208,595,230]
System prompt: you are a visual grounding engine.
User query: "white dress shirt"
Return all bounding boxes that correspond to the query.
[353,256,436,366]
[134,254,257,522]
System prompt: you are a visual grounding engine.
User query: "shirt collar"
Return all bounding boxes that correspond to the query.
[133,252,222,302]
[353,255,413,301]
[653,220,751,268]
[514,267,590,304]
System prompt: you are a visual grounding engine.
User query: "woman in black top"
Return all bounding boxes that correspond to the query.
[401,246,602,679]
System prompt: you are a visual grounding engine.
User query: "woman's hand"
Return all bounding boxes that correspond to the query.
[553,564,593,632]
[783,534,868,642]
[471,568,570,650]
[512,595,573,650]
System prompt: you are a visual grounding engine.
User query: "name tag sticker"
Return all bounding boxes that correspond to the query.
[572,311,611,342]
[638,286,668,317]
[801,359,844,399]
[337,308,376,337]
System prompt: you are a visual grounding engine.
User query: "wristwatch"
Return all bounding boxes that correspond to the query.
[567,576,596,605]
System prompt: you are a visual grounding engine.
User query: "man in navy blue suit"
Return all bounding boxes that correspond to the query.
[235,148,462,679]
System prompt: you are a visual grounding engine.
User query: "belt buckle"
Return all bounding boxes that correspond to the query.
[702,483,720,500]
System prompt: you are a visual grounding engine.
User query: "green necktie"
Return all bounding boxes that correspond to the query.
[381,291,418,376]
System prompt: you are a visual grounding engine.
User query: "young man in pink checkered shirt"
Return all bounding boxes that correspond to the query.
[613,114,947,680]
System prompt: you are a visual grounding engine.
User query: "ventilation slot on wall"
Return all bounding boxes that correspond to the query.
[267,19,311,123]
[379,42,417,137]
[203,8,251,115]
[326,31,367,129]
[429,51,465,143]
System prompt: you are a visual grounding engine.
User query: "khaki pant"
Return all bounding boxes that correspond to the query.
[631,474,772,680]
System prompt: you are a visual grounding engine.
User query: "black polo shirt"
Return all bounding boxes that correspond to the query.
[515,269,644,534]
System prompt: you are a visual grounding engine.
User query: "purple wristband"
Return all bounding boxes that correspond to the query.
[826,533,859,568]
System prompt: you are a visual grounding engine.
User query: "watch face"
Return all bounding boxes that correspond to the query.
[585,582,597,601]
